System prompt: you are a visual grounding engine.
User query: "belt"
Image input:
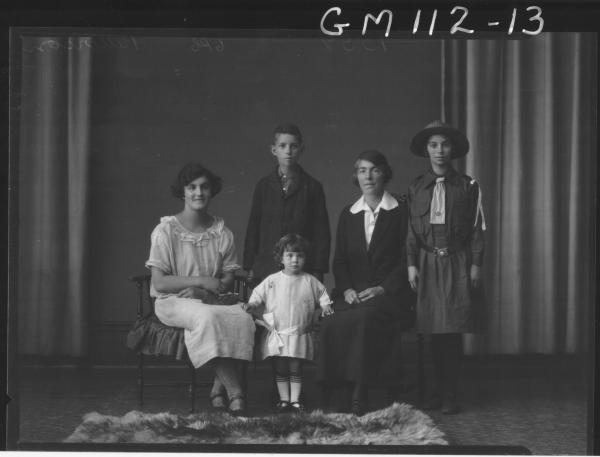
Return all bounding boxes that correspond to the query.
[422,245,456,257]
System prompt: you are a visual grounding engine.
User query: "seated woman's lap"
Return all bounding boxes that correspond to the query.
[317,294,408,386]
[155,297,252,330]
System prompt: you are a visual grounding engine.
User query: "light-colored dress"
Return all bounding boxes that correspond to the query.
[145,215,255,368]
[248,271,332,361]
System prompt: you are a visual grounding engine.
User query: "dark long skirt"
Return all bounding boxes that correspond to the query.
[315,294,412,388]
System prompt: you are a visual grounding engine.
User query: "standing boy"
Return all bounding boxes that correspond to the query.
[244,123,331,283]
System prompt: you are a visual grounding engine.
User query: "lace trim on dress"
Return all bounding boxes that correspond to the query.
[161,215,225,246]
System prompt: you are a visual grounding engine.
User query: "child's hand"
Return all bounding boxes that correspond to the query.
[321,304,334,317]
[241,302,263,319]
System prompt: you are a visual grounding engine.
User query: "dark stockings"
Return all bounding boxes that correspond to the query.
[430,333,463,402]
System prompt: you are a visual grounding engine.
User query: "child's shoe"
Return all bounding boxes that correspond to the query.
[275,400,291,413]
[289,401,305,413]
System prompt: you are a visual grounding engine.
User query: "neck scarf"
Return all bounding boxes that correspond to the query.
[430,177,446,224]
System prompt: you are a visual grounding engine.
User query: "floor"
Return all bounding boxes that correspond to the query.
[13,355,590,454]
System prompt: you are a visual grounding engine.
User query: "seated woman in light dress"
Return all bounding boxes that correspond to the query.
[146,163,255,416]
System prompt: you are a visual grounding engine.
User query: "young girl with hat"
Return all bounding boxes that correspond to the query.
[406,121,485,414]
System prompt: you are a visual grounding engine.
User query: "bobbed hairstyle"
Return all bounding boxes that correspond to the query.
[273,233,311,264]
[352,149,393,187]
[170,163,223,199]
[273,123,303,145]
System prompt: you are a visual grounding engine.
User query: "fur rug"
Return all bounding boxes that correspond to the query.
[64,402,447,445]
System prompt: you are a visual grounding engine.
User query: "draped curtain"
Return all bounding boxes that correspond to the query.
[17,37,92,356]
[443,33,596,354]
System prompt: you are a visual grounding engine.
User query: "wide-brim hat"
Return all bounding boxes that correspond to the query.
[410,120,470,159]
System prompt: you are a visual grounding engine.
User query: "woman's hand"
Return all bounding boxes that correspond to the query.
[357,286,384,302]
[470,264,482,289]
[343,289,360,305]
[177,287,205,299]
[202,277,222,293]
[408,265,419,291]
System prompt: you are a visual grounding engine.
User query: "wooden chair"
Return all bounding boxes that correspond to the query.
[126,273,253,413]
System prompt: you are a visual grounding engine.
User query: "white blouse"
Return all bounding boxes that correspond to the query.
[145,215,240,298]
[349,191,399,247]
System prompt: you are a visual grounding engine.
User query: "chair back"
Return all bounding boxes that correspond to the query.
[129,274,155,319]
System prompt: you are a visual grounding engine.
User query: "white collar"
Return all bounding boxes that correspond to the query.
[350,191,398,214]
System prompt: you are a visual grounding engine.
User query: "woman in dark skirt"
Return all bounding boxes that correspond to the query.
[407,120,485,414]
[316,150,413,415]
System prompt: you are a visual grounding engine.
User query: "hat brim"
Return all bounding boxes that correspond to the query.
[410,126,470,159]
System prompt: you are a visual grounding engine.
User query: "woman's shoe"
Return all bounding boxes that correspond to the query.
[289,401,305,413]
[228,396,247,417]
[275,400,291,413]
[209,394,228,411]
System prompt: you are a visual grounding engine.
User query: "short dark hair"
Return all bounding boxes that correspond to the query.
[352,149,393,187]
[273,123,303,145]
[273,233,311,263]
[171,163,223,199]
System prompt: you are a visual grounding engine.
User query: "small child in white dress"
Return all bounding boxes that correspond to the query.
[242,234,334,413]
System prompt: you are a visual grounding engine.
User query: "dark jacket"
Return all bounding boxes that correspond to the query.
[406,167,484,267]
[332,198,409,297]
[243,165,331,279]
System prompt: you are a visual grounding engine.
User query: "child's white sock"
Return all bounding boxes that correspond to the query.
[290,375,302,403]
[275,375,290,402]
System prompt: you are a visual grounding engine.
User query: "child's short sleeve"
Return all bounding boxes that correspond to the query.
[220,227,241,273]
[145,224,174,274]
[248,276,269,306]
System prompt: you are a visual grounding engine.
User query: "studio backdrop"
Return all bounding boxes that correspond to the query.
[13,31,596,359]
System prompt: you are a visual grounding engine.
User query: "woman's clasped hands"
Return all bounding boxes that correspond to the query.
[343,286,384,306]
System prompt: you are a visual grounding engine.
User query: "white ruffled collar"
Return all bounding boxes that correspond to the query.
[161,215,224,246]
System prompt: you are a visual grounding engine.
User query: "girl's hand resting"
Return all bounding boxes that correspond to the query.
[470,264,482,289]
[321,304,334,317]
[408,265,419,291]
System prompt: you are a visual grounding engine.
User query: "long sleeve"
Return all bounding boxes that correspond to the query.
[243,182,263,271]
[332,210,353,294]
[406,186,421,267]
[311,182,331,274]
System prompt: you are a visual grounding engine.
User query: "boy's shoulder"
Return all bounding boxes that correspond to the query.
[255,171,277,186]
[297,166,324,185]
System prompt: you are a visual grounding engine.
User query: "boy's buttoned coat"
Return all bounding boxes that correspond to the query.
[243,166,330,280]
